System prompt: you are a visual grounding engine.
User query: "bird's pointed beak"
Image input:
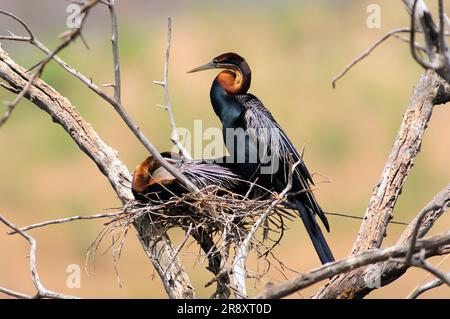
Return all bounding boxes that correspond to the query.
[187,61,216,73]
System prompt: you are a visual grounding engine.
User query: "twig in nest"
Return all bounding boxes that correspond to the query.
[232,157,303,298]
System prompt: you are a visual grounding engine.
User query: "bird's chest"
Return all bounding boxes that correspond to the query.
[221,112,258,160]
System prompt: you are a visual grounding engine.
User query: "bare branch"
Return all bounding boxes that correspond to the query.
[0,1,99,128]
[408,272,450,298]
[0,9,35,40]
[351,71,447,254]
[191,228,231,299]
[255,231,450,299]
[105,0,121,103]
[438,0,450,75]
[163,223,193,276]
[332,28,410,88]
[0,12,198,193]
[0,214,79,299]
[404,184,450,264]
[313,69,450,299]
[412,259,450,288]
[153,17,192,160]
[0,286,31,299]
[311,183,450,299]
[8,212,123,234]
[404,0,450,84]
[0,49,195,299]
[233,158,302,298]
[409,0,436,70]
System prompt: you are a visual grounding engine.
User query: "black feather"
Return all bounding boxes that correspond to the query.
[294,198,335,264]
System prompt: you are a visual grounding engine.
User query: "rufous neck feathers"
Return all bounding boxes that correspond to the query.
[216,67,251,95]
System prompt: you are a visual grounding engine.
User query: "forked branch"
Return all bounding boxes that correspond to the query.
[0,214,78,299]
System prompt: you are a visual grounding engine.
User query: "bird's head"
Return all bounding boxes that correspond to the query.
[131,152,179,194]
[188,52,251,95]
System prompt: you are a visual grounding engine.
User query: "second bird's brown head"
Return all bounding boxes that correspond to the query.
[188,52,252,95]
[131,152,179,196]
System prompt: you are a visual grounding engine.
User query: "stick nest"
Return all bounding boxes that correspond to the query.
[88,185,295,274]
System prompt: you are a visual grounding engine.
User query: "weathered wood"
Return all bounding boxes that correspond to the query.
[313,70,450,299]
[255,231,450,299]
[0,48,195,299]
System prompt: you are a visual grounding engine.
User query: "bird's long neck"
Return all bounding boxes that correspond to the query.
[209,60,251,124]
[210,78,262,181]
[210,78,245,127]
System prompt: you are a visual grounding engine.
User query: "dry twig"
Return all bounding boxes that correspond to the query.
[0,214,79,299]
[407,271,450,298]
[153,17,192,160]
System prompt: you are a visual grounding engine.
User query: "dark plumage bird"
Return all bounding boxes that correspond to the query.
[132,152,243,202]
[188,52,334,264]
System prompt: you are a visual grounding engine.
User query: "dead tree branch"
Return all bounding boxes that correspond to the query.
[0,0,99,128]
[349,70,448,250]
[1,2,449,300]
[255,230,450,299]
[0,8,198,193]
[404,184,450,264]
[8,212,124,234]
[408,271,450,298]
[311,69,450,299]
[153,17,192,160]
[332,28,411,88]
[404,0,450,84]
[256,184,449,299]
[0,214,79,299]
[105,0,122,103]
[0,49,194,299]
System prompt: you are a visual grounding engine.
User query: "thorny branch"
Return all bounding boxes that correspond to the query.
[154,17,192,160]
[105,0,122,103]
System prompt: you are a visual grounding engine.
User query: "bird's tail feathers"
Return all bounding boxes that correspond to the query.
[294,198,335,264]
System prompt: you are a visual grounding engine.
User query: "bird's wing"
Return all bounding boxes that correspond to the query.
[177,160,239,189]
[237,94,329,231]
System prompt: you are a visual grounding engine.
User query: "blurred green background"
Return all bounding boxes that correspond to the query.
[0,0,449,298]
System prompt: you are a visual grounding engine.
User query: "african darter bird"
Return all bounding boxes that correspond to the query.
[132,152,243,202]
[188,52,335,264]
